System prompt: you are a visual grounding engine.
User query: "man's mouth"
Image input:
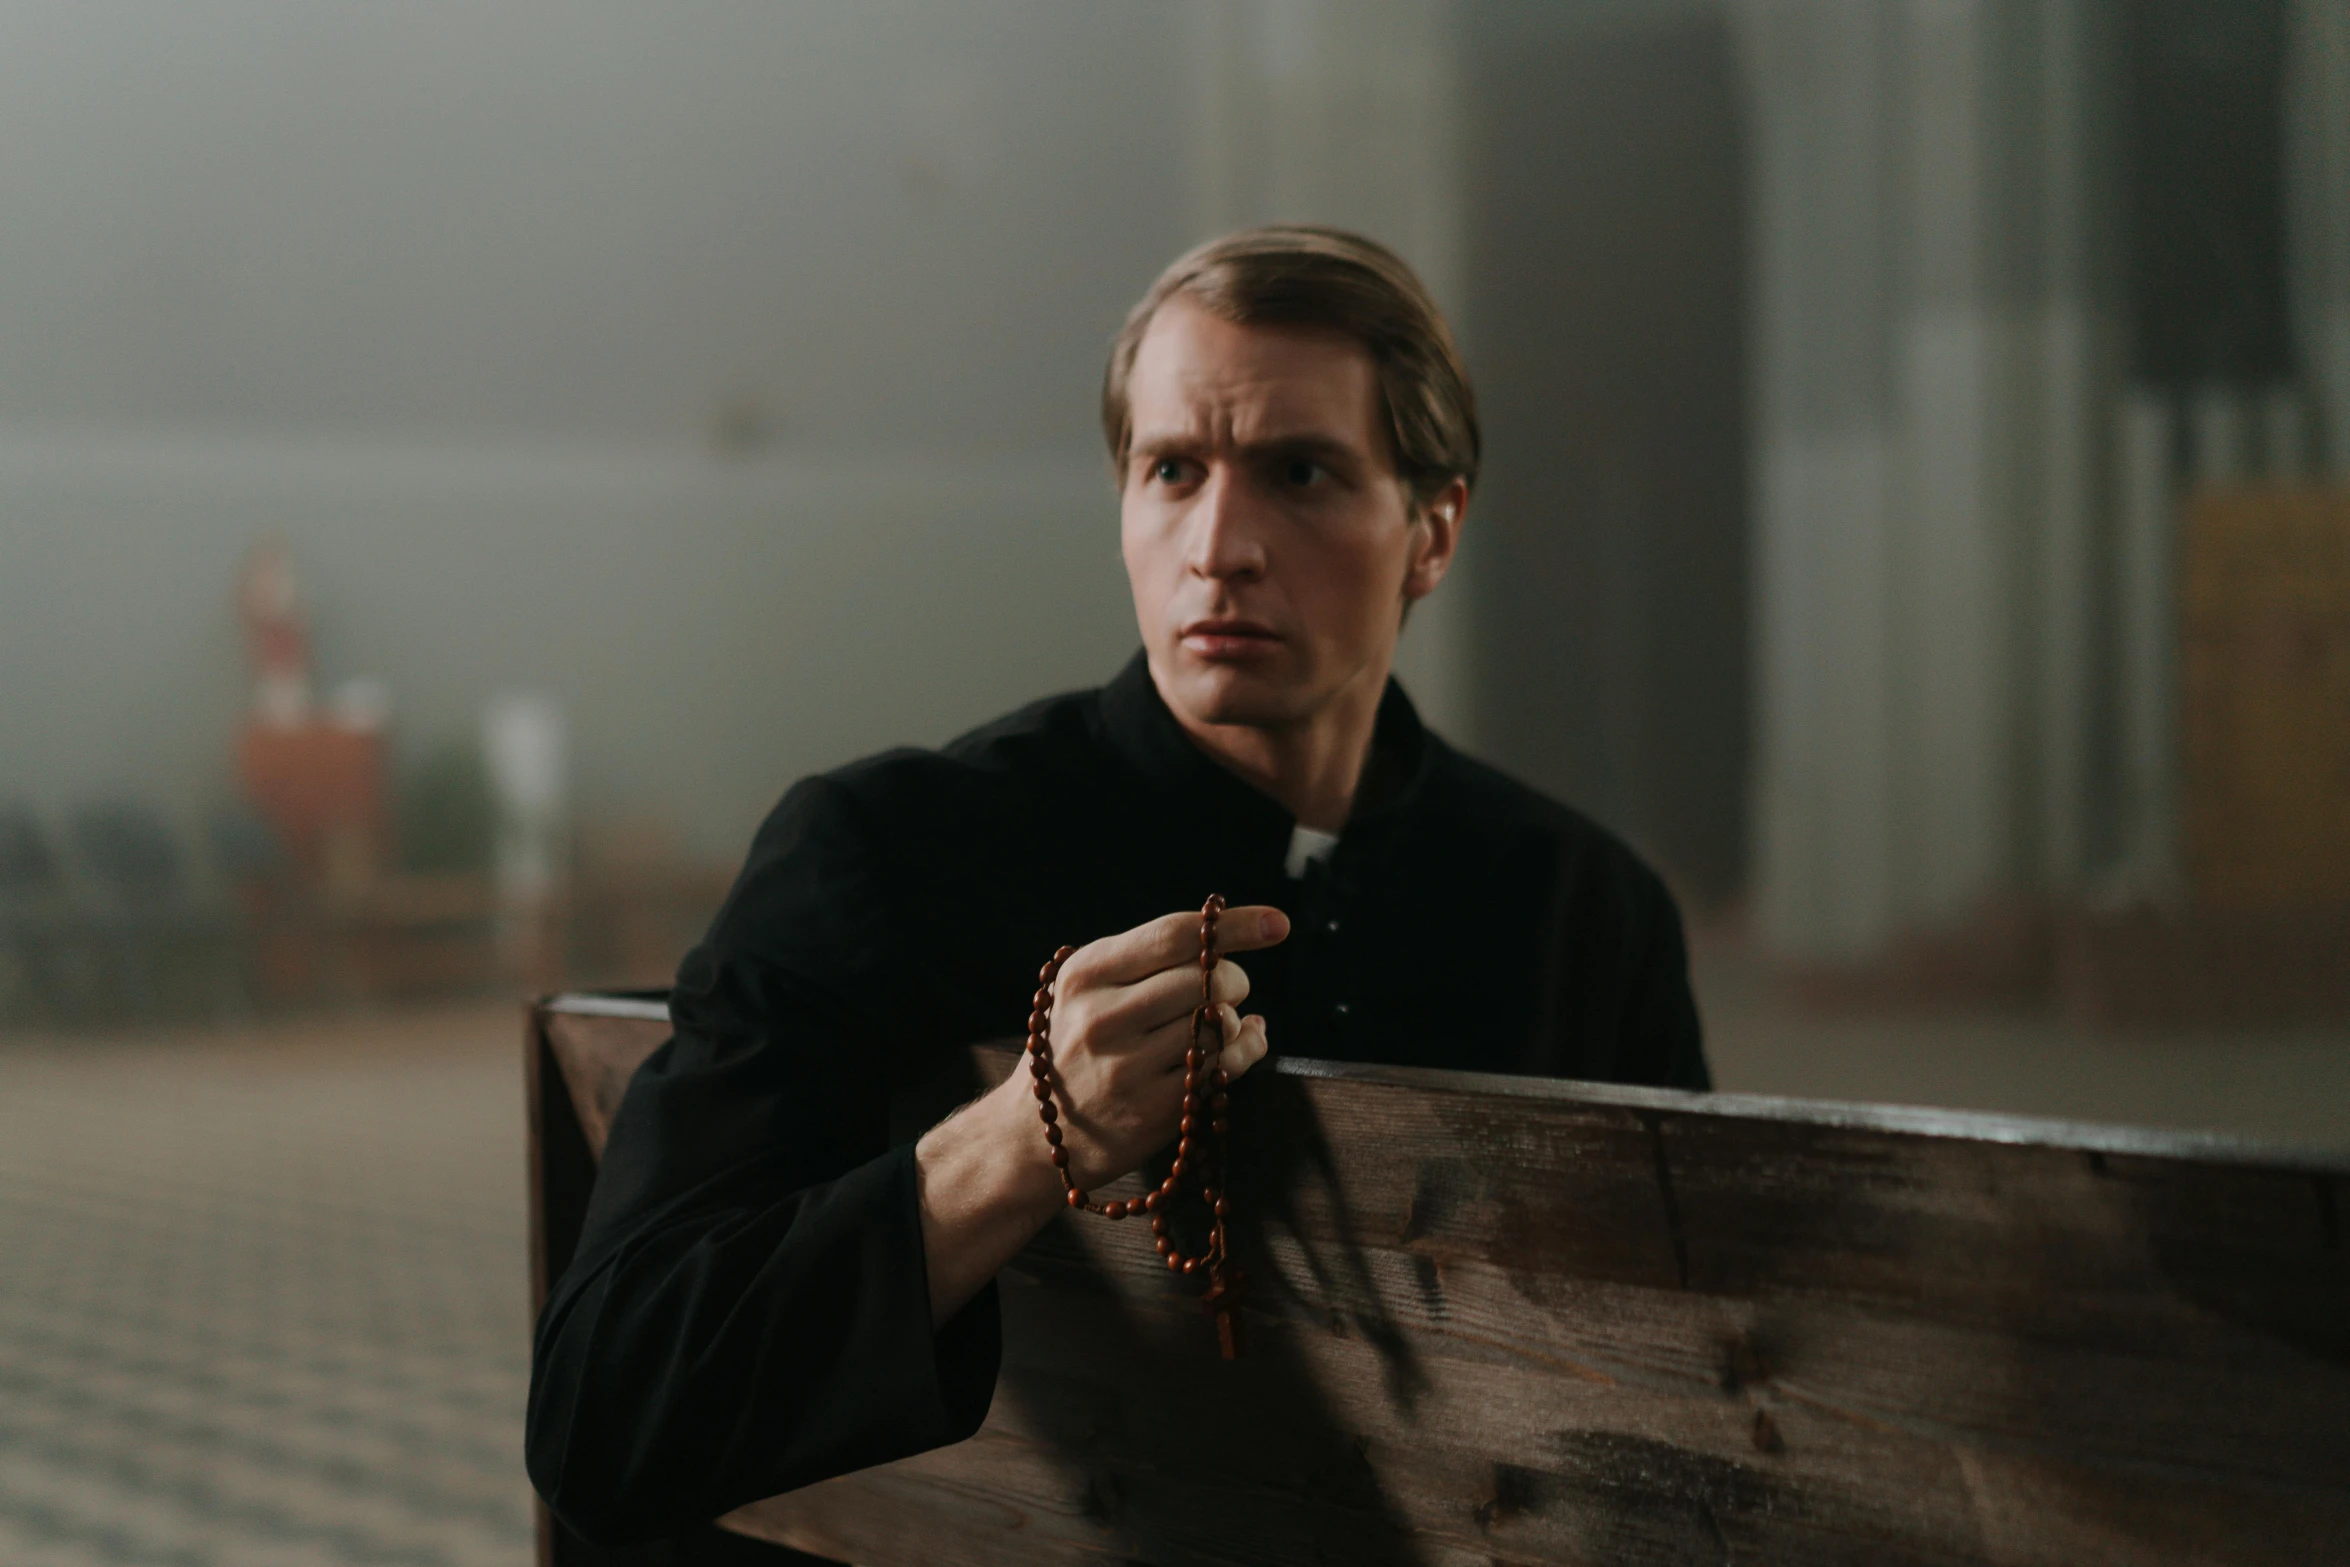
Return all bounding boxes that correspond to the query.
[1178,618,1283,660]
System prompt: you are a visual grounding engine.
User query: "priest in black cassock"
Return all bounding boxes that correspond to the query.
[526,226,1710,1545]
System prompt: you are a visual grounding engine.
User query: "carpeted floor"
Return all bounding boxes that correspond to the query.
[0,1004,535,1567]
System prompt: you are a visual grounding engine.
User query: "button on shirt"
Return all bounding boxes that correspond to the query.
[527,652,1708,1543]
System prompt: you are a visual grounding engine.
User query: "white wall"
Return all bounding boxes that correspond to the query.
[0,1,1188,455]
[0,434,1129,860]
[0,2,1480,865]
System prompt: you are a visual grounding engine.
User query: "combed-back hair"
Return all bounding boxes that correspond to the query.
[1101,225,1480,507]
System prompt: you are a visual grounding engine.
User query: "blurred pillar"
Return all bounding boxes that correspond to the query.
[2188,383,2254,484]
[1736,0,2120,959]
[2115,389,2181,897]
[1737,0,1900,958]
[484,693,569,989]
[2033,0,2109,895]
[1452,8,1750,905]
[1182,0,1477,742]
[2286,0,2350,474]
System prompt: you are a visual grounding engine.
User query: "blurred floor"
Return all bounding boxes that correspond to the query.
[1696,947,2350,1152]
[0,1004,533,1567]
[1,974,2343,1567]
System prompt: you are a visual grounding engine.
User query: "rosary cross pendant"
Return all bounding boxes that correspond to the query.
[1201,1269,1249,1361]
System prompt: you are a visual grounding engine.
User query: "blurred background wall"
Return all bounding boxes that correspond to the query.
[2,0,2345,1004]
[1743,0,2350,1002]
[0,2,1192,866]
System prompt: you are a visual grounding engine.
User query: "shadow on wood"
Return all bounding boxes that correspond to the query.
[528,995,2350,1566]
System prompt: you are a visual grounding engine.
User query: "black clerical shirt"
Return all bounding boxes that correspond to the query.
[526,654,1707,1542]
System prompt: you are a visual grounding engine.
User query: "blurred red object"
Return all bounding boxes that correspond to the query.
[236,721,388,898]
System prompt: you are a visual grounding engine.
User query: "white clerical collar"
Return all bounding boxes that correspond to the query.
[1284,824,1341,880]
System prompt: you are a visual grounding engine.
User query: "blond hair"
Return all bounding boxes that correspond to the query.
[1101,225,1480,506]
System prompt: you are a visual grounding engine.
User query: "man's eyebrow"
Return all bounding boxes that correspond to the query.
[1127,430,1369,466]
[1237,433,1363,466]
[1127,432,1203,459]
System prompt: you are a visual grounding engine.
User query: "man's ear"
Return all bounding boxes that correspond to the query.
[1401,477,1469,604]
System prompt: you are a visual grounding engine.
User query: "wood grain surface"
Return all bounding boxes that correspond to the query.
[533,996,2350,1566]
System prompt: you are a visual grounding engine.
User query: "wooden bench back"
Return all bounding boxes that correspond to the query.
[527,995,2350,1565]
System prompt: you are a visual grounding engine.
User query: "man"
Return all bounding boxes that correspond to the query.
[527,226,1708,1543]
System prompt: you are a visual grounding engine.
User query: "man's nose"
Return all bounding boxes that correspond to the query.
[1188,467,1269,582]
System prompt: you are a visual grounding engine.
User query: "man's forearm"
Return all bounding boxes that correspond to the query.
[913,1077,1066,1327]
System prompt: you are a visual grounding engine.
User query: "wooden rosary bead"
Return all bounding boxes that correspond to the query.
[1028,897,1247,1358]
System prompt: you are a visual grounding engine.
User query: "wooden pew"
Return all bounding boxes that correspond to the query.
[527,994,2350,1566]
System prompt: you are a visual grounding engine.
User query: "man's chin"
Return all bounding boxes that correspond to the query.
[1157,656,1312,730]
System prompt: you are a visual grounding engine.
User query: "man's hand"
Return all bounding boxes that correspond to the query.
[914,905,1288,1325]
[1033,905,1283,1189]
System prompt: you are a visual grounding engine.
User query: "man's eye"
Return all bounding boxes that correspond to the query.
[1282,459,1326,487]
[1152,458,1185,483]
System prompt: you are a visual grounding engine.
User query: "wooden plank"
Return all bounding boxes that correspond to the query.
[529,1005,582,1320]
[541,1000,668,1159]
[527,1001,583,1567]
[532,995,2350,1565]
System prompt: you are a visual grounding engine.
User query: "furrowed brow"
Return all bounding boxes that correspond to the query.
[1127,431,1206,462]
[1240,433,1363,469]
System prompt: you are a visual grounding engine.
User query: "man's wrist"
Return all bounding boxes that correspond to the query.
[914,1072,1067,1326]
[918,1077,1057,1222]
[968,1072,1067,1213]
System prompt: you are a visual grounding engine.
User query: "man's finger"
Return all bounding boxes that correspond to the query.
[1209,905,1289,954]
[1142,1004,1266,1078]
[1132,1007,1216,1074]
[1099,957,1249,1038]
[1219,1012,1270,1081]
[1077,905,1289,985]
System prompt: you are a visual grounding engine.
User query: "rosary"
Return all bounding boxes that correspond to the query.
[1025,894,1249,1359]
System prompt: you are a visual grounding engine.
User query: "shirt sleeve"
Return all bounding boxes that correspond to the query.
[525,776,1001,1544]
